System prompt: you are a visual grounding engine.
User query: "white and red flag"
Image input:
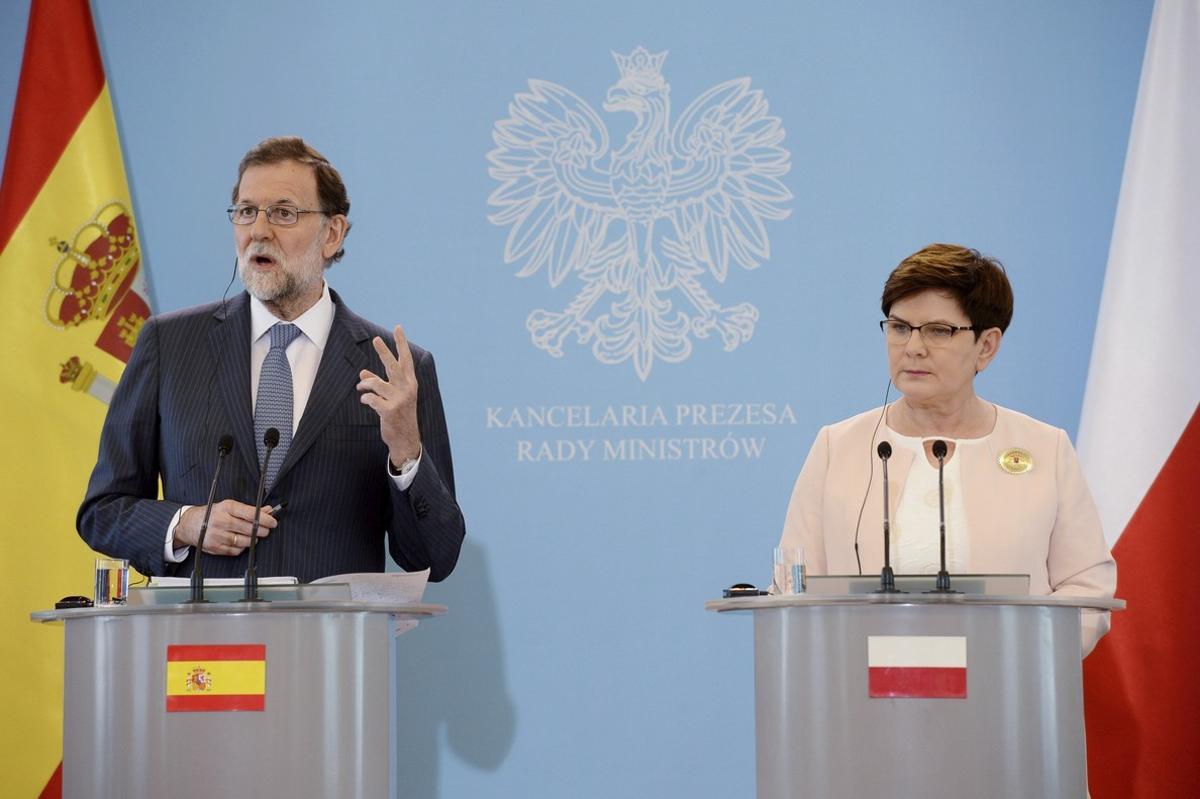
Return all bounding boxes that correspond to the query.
[867,635,967,699]
[1077,1,1200,796]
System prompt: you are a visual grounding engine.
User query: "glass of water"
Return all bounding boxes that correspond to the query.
[94,558,129,606]
[772,546,805,594]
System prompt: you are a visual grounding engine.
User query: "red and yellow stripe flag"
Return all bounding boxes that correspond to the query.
[166,645,268,712]
[0,1,151,796]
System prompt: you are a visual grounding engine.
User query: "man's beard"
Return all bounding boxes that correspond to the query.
[237,231,326,307]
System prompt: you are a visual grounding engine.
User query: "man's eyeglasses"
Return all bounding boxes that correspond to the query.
[227,203,324,227]
[880,319,977,346]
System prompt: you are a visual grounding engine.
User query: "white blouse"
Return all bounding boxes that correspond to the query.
[887,428,986,574]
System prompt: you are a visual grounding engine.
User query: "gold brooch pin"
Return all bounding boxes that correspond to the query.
[999,447,1033,475]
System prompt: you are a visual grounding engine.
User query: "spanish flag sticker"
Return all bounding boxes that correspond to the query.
[166,644,266,712]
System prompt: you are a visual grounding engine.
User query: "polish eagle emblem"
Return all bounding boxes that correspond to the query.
[488,47,793,380]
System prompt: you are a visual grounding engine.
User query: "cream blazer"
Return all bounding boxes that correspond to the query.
[780,403,1116,656]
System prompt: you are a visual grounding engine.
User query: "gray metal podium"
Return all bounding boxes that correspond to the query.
[706,592,1123,799]
[32,593,444,799]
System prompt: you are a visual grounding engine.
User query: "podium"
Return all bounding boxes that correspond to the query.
[32,592,444,799]
[707,591,1123,799]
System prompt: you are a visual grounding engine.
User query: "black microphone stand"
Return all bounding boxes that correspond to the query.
[243,428,279,603]
[874,441,903,594]
[927,440,958,594]
[188,434,233,603]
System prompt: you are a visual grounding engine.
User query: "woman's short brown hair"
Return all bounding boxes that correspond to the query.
[881,243,1013,335]
[231,136,351,263]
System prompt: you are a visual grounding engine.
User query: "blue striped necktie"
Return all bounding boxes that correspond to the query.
[255,322,302,487]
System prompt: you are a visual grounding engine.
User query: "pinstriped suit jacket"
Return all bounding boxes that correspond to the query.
[77,290,465,582]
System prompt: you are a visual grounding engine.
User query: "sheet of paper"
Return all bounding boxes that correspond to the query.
[310,569,431,634]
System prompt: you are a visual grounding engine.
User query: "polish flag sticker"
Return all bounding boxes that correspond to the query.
[868,635,967,699]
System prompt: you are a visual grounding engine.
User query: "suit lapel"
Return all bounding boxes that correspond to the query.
[211,294,258,479]
[273,293,371,485]
[963,406,1006,565]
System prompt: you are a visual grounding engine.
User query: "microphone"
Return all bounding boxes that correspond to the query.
[188,434,234,603]
[874,441,902,594]
[243,427,279,602]
[927,440,958,594]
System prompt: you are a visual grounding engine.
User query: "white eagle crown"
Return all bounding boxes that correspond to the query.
[612,47,668,80]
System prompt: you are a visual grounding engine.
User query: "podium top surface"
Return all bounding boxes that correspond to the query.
[30,600,446,623]
[705,593,1125,613]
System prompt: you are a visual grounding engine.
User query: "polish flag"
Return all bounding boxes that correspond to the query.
[867,636,967,699]
[1076,1,1200,796]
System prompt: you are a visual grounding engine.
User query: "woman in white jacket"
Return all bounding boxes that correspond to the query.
[779,243,1116,655]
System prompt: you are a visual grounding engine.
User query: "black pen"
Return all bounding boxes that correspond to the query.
[268,500,287,517]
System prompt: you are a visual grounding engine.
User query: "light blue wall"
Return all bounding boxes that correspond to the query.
[1,1,1152,796]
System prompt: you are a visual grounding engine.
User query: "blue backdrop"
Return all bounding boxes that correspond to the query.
[0,1,1153,796]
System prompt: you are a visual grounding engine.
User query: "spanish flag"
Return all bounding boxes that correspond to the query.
[166,645,268,712]
[0,1,151,796]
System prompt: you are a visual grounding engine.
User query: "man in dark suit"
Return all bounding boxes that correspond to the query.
[77,137,464,582]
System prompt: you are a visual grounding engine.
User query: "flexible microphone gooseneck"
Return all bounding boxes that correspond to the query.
[927,439,958,594]
[874,441,902,593]
[243,427,279,602]
[188,434,234,603]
